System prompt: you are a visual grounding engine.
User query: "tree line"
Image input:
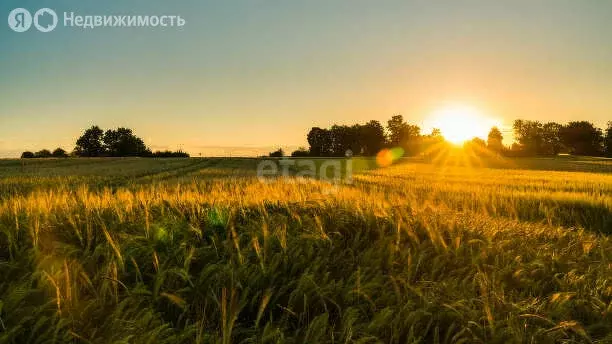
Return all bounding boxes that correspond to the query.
[291,116,612,158]
[21,126,189,159]
[22,120,612,160]
[510,120,611,157]
[297,115,446,158]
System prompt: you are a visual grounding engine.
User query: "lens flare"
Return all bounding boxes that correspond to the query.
[376,147,404,167]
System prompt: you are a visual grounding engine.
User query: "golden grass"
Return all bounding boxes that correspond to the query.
[0,157,611,343]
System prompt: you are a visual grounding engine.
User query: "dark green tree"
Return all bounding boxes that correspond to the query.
[308,127,333,156]
[330,125,362,156]
[386,114,420,156]
[307,127,332,156]
[34,149,52,158]
[75,126,105,157]
[512,120,543,155]
[605,121,612,157]
[103,128,150,157]
[20,151,35,159]
[291,147,310,157]
[559,121,604,156]
[359,120,386,156]
[268,148,284,157]
[541,122,563,156]
[52,148,68,158]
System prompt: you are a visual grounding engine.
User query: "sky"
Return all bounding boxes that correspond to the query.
[1,0,611,157]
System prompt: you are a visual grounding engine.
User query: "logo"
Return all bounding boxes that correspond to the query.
[8,8,31,32]
[256,152,354,194]
[8,8,57,32]
[34,8,58,32]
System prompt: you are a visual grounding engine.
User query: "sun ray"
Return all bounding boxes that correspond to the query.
[426,105,500,145]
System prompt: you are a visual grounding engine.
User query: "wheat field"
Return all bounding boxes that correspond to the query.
[0,156,611,343]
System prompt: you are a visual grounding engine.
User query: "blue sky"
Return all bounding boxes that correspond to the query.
[2,0,612,156]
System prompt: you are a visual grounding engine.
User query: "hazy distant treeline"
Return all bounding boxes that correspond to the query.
[21,126,189,159]
[285,116,612,158]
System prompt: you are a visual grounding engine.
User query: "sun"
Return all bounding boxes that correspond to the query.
[426,105,498,144]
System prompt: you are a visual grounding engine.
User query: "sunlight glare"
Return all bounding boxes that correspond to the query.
[427,105,499,144]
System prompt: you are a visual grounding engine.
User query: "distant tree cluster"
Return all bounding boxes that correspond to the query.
[510,120,612,157]
[304,118,398,157]
[606,122,612,157]
[299,116,612,159]
[290,147,310,157]
[268,148,285,157]
[149,150,190,158]
[21,148,68,159]
[301,115,447,158]
[74,126,149,157]
[21,126,189,159]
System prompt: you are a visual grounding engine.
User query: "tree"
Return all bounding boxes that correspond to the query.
[605,122,612,158]
[150,150,190,158]
[559,121,604,156]
[34,149,52,158]
[512,120,543,155]
[330,125,362,156]
[75,126,105,157]
[386,114,420,156]
[387,115,405,146]
[487,127,504,153]
[465,137,487,150]
[511,120,566,156]
[21,151,34,159]
[291,147,310,157]
[420,128,446,158]
[307,127,332,156]
[541,122,563,156]
[103,127,150,157]
[269,148,284,157]
[52,148,68,158]
[359,120,386,156]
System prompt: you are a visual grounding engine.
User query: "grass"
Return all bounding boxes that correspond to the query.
[0,155,611,343]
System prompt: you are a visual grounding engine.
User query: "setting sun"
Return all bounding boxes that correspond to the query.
[427,105,499,144]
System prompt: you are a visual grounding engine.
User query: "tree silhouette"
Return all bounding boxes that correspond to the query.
[75,126,105,157]
[268,148,284,157]
[291,147,310,157]
[150,150,190,158]
[330,125,362,156]
[52,148,68,158]
[307,127,332,156]
[359,120,386,156]
[306,116,422,157]
[604,122,612,158]
[34,149,52,158]
[513,120,543,155]
[103,128,150,157]
[20,151,34,159]
[387,115,420,156]
[465,137,486,149]
[386,115,405,146]
[74,126,156,157]
[420,128,446,159]
[559,121,604,156]
[541,122,563,155]
[487,127,504,153]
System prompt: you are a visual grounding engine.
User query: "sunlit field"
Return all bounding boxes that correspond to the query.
[1,156,611,343]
